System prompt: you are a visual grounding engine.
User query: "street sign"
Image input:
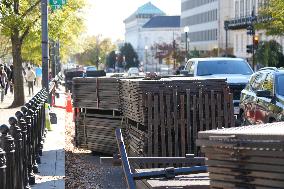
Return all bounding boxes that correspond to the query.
[51,5,62,11]
[49,0,67,5]
[50,0,67,10]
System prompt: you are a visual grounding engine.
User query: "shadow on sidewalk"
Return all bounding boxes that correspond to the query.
[32,149,65,189]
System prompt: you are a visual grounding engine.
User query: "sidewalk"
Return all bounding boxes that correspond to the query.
[0,84,41,125]
[32,89,66,189]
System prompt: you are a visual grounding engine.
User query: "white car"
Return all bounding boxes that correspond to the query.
[127,67,139,76]
[181,57,254,118]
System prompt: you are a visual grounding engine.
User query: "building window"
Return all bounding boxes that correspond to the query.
[252,0,256,11]
[236,34,239,52]
[240,0,244,17]
[188,29,217,42]
[246,0,251,16]
[181,9,218,26]
[235,1,239,18]
[247,35,250,47]
[241,34,244,52]
[181,0,217,11]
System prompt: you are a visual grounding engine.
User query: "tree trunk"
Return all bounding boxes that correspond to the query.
[10,31,25,108]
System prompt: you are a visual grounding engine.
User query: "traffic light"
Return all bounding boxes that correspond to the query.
[247,25,255,35]
[253,35,259,49]
[246,45,253,54]
[173,40,176,49]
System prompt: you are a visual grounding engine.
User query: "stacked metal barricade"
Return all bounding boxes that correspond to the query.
[0,89,48,189]
[197,122,284,188]
[73,77,122,154]
[119,78,235,162]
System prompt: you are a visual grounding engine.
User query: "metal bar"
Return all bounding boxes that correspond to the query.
[115,128,136,189]
[100,156,206,165]
[132,166,207,180]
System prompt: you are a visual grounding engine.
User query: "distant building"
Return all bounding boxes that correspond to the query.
[181,0,234,54]
[124,2,181,71]
[231,0,284,59]
[181,0,284,63]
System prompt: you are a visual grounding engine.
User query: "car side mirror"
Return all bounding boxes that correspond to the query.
[256,90,272,98]
[180,70,193,76]
[180,70,188,75]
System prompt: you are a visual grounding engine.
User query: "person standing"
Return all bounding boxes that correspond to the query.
[0,66,8,102]
[26,67,36,96]
[35,65,42,86]
[4,64,11,95]
[8,65,14,93]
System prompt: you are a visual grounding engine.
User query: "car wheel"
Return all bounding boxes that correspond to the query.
[269,118,276,123]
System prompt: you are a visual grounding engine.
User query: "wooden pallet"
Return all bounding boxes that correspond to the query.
[120,78,234,163]
[75,109,122,154]
[72,77,121,110]
[197,122,284,188]
[119,78,229,125]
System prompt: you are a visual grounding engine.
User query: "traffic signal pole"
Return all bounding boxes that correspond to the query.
[41,0,49,94]
[252,34,255,71]
[246,8,257,71]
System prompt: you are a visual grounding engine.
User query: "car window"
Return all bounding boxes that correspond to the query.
[262,72,274,93]
[186,61,194,74]
[276,75,284,96]
[196,60,253,76]
[250,72,266,91]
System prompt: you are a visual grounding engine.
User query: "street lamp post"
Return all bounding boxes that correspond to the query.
[41,0,49,92]
[184,26,189,62]
[145,46,148,72]
[115,50,120,72]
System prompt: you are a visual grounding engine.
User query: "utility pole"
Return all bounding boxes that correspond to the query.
[41,0,49,92]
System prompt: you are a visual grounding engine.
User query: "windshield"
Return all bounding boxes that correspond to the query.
[277,75,284,96]
[128,68,138,72]
[196,60,253,76]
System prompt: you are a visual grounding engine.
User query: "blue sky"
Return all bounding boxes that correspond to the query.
[84,0,181,41]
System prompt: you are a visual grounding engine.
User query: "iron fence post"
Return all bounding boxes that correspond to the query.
[0,124,16,189]
[9,117,24,189]
[26,104,39,174]
[21,107,36,185]
[15,111,31,189]
[0,147,6,189]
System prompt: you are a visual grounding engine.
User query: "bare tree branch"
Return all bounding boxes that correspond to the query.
[19,16,40,43]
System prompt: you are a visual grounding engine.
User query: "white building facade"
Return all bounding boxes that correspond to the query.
[124,2,166,61]
[124,2,181,71]
[181,0,234,54]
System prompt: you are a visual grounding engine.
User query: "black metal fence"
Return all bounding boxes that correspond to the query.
[0,88,48,189]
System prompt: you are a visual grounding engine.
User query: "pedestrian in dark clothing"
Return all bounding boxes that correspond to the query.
[4,64,11,95]
[0,66,8,102]
[9,65,14,93]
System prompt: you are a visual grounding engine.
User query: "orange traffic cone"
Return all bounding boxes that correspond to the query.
[66,91,73,113]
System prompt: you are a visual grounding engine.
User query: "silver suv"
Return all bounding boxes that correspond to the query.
[181,57,254,119]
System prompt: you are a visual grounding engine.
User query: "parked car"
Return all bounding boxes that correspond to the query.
[86,66,97,71]
[239,67,284,125]
[181,57,254,119]
[127,67,139,76]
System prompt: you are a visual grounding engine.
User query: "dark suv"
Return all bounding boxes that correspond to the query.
[239,67,284,125]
